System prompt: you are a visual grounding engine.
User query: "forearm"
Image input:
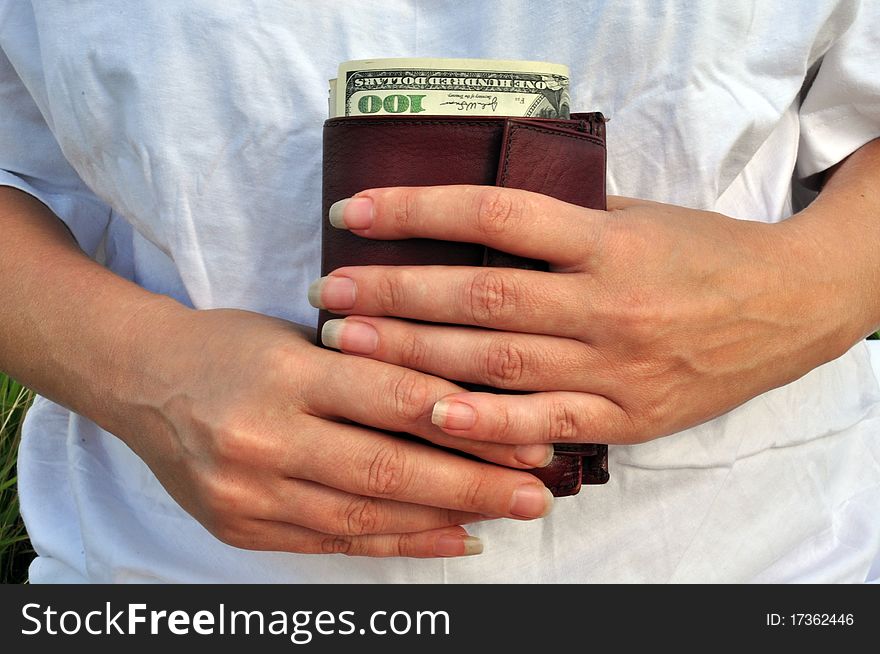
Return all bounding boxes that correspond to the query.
[0,186,188,434]
[783,137,880,355]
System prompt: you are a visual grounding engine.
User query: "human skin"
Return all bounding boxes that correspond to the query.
[313,139,880,450]
[1,139,877,559]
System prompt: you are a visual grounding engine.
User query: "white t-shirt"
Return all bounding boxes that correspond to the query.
[2,0,879,583]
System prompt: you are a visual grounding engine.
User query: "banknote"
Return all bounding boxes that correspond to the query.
[329,58,570,118]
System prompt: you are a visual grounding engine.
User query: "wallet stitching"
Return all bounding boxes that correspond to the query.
[503,122,605,148]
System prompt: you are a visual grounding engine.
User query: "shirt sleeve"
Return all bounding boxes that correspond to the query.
[0,44,110,256]
[797,0,880,183]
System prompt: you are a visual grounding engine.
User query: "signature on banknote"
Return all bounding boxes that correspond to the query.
[439,95,499,112]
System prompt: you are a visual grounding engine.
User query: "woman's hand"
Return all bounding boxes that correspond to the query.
[310,184,868,447]
[2,186,559,561]
[110,305,556,559]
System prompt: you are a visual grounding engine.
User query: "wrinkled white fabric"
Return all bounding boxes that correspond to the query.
[2,0,879,583]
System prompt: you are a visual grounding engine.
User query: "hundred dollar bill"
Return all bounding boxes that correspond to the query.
[329,57,570,119]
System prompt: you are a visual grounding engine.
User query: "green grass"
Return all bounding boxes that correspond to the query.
[0,333,878,584]
[0,372,34,584]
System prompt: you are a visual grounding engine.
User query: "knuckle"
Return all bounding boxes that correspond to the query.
[206,412,267,467]
[392,532,415,557]
[375,274,407,314]
[263,341,300,377]
[211,422,249,463]
[365,442,411,496]
[483,338,526,387]
[619,291,654,334]
[547,401,582,442]
[390,188,418,231]
[320,535,354,555]
[498,404,514,441]
[466,269,518,324]
[201,483,228,520]
[385,369,431,423]
[400,331,429,370]
[437,507,458,526]
[200,476,252,528]
[262,342,315,412]
[454,472,490,512]
[340,497,381,536]
[486,401,514,442]
[474,188,519,236]
[606,287,667,345]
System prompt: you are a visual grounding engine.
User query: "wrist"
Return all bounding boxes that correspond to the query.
[785,139,880,350]
[100,302,315,460]
[95,294,195,451]
[773,213,874,362]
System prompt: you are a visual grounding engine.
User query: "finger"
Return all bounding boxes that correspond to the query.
[236,522,484,558]
[309,265,589,339]
[265,477,485,536]
[321,316,614,395]
[329,185,602,269]
[429,390,636,445]
[305,349,554,469]
[283,414,555,520]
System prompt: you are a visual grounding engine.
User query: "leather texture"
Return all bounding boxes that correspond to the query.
[319,113,609,496]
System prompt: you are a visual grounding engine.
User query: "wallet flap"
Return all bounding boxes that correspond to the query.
[484,118,606,273]
[496,118,607,209]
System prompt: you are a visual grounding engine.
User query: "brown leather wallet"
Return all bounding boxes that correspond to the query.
[318,113,609,496]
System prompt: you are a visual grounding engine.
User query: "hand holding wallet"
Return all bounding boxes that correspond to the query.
[319,113,609,496]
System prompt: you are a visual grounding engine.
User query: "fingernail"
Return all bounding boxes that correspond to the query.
[434,534,483,557]
[321,319,379,354]
[510,484,554,519]
[514,444,555,468]
[329,197,373,230]
[307,276,356,310]
[431,399,476,430]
